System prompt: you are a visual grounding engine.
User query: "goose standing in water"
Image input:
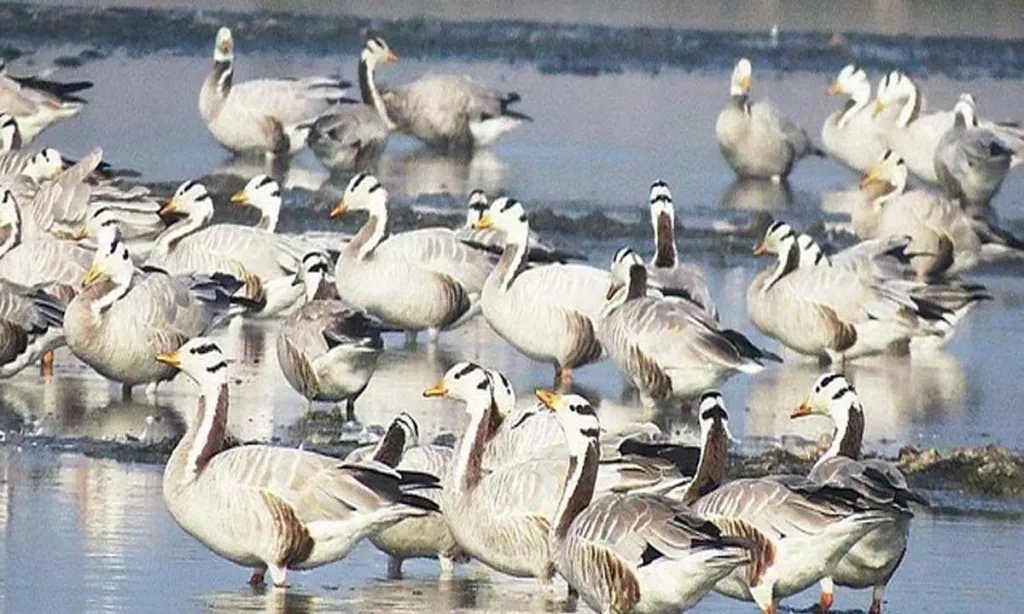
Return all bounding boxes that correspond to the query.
[456,189,584,264]
[537,388,770,614]
[157,337,440,587]
[199,27,352,157]
[792,374,926,614]
[821,65,887,173]
[600,248,778,411]
[307,36,396,172]
[474,197,607,386]
[0,65,91,143]
[329,173,492,343]
[715,58,822,181]
[276,252,387,423]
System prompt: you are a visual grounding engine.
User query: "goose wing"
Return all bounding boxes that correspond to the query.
[751,99,813,157]
[511,263,609,322]
[154,226,298,280]
[810,457,926,509]
[378,228,492,292]
[0,238,93,287]
[227,77,349,129]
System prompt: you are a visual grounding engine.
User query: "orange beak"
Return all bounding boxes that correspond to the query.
[535,389,559,411]
[790,401,814,419]
[155,349,181,367]
[825,81,841,96]
[752,241,769,256]
[422,381,447,397]
[329,201,348,218]
[385,50,399,64]
[859,168,879,189]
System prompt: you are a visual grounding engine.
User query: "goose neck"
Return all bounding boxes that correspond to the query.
[495,227,529,291]
[652,212,677,268]
[213,58,233,97]
[839,86,870,128]
[452,393,497,493]
[551,440,599,542]
[762,242,799,293]
[819,401,865,465]
[359,56,395,130]
[167,383,229,486]
[680,420,729,505]
[348,211,388,261]
[90,277,132,317]
[896,82,920,127]
[153,213,206,259]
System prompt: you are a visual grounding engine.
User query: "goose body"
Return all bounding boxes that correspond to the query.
[821,65,887,173]
[0,69,90,143]
[0,279,64,377]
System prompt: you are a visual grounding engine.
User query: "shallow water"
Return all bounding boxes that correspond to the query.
[2,2,1024,612]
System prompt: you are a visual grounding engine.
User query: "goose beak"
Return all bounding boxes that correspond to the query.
[230,191,249,205]
[329,201,348,218]
[473,212,494,229]
[872,100,885,118]
[859,168,879,189]
[535,389,560,411]
[385,50,399,64]
[605,283,618,300]
[752,241,769,256]
[155,349,181,367]
[159,197,179,217]
[82,263,103,287]
[422,381,447,397]
[825,81,841,96]
[739,75,751,91]
[790,401,815,419]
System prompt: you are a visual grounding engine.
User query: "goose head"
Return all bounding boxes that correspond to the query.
[859,150,908,197]
[794,233,830,268]
[214,27,234,63]
[156,337,231,390]
[23,148,63,183]
[0,114,21,152]
[607,246,646,300]
[362,36,399,67]
[231,174,281,230]
[730,58,753,97]
[87,206,120,242]
[393,412,420,448]
[423,361,496,416]
[873,70,915,118]
[753,220,797,256]
[696,390,736,447]
[474,196,529,245]
[483,366,517,418]
[162,180,215,223]
[0,190,20,256]
[953,93,979,128]
[791,372,860,426]
[464,189,489,227]
[827,64,870,98]
[331,172,387,219]
[83,222,133,289]
[648,179,675,233]
[294,251,333,301]
[536,389,601,450]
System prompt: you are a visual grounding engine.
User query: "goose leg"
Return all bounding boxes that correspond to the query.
[427,327,440,344]
[145,381,159,400]
[387,556,403,579]
[554,366,572,391]
[404,330,418,346]
[121,383,133,401]
[438,555,456,580]
[40,350,54,377]
[869,584,885,614]
[345,398,357,424]
[267,563,289,588]
[248,566,267,587]
[817,576,834,612]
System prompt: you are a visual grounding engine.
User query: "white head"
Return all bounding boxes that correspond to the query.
[423,362,496,416]
[953,93,979,128]
[536,389,601,452]
[828,64,870,97]
[860,149,908,196]
[753,220,797,257]
[331,172,388,219]
[465,189,489,226]
[730,58,753,97]
[214,27,234,63]
[873,70,915,116]
[162,180,215,223]
[696,390,736,448]
[296,251,332,301]
[792,372,861,426]
[83,221,133,289]
[362,36,399,67]
[156,337,231,391]
[482,366,516,417]
[648,179,675,229]
[474,196,529,245]
[607,246,645,299]
[231,174,281,230]
[23,148,63,183]
[0,114,21,152]
[392,412,420,448]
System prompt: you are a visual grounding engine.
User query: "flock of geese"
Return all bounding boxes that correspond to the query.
[0,25,1020,614]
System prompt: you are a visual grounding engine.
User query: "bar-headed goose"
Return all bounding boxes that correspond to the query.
[601,248,778,411]
[0,66,90,143]
[0,113,21,152]
[538,388,771,614]
[329,173,492,342]
[149,179,303,315]
[158,338,439,587]
[199,27,352,157]
[681,393,891,614]
[821,65,887,173]
[276,251,387,422]
[792,374,927,614]
[0,279,64,378]
[474,197,607,385]
[715,58,822,181]
[456,190,584,264]
[229,174,282,231]
[307,36,396,171]
[65,223,244,398]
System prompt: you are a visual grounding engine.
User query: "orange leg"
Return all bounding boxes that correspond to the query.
[555,366,572,390]
[40,350,54,377]
[819,591,834,613]
[248,569,265,588]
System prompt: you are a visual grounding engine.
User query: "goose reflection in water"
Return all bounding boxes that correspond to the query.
[376,147,508,199]
[719,177,794,211]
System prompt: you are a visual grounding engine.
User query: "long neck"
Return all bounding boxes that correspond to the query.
[359,56,394,129]
[496,228,529,291]
[896,82,920,127]
[838,84,870,128]
[552,440,599,541]
[347,210,388,261]
[213,58,233,98]
[153,213,206,259]
[819,403,865,465]
[653,211,677,268]
[256,208,279,232]
[626,265,647,300]
[90,277,132,316]
[452,395,496,493]
[680,420,729,505]
[762,242,799,293]
[730,93,749,113]
[167,383,229,485]
[310,276,339,301]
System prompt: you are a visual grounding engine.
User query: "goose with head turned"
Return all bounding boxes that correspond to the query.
[456,189,584,264]
[680,393,893,614]
[329,173,492,343]
[715,58,822,181]
[158,338,439,587]
[821,65,887,173]
[791,373,927,614]
[474,197,607,386]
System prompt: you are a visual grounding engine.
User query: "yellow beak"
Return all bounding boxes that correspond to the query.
[859,168,879,189]
[740,75,752,91]
[329,201,348,218]
[872,100,886,118]
[82,263,103,287]
[473,212,494,230]
[385,50,399,64]
[155,349,181,367]
[825,81,841,96]
[790,401,815,419]
[535,389,560,411]
[230,191,249,205]
[422,381,447,397]
[752,241,769,256]
[159,196,179,217]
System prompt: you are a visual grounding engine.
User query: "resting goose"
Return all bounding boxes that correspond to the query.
[821,65,887,173]
[680,393,891,614]
[474,197,607,386]
[199,27,352,156]
[538,389,769,614]
[65,223,244,398]
[0,66,90,144]
[645,181,716,319]
[792,373,927,614]
[329,173,492,342]
[715,58,821,181]
[276,251,386,422]
[307,37,395,171]
[600,248,778,411]
[158,337,439,587]
[456,189,583,264]
[149,179,302,315]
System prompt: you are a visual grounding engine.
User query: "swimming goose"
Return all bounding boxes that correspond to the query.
[276,251,386,422]
[0,67,90,144]
[149,179,303,315]
[157,337,439,587]
[474,197,607,386]
[456,190,584,264]
[329,173,492,342]
[307,36,395,172]
[65,223,244,398]
[646,181,716,319]
[821,65,887,173]
[538,388,769,614]
[680,392,892,614]
[792,373,927,614]
[600,248,778,411]
[715,58,821,181]
[748,221,954,363]
[199,27,352,156]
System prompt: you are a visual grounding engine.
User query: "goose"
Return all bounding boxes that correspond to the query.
[600,247,778,411]
[229,174,283,231]
[821,65,887,173]
[791,373,927,614]
[65,223,245,399]
[328,173,492,342]
[0,66,91,143]
[0,280,64,378]
[149,179,303,315]
[473,197,607,386]
[645,181,716,319]
[748,220,954,363]
[680,392,892,614]
[199,27,352,157]
[456,189,584,264]
[0,113,21,152]
[307,36,396,172]
[715,58,822,181]
[276,251,387,422]
[157,337,440,587]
